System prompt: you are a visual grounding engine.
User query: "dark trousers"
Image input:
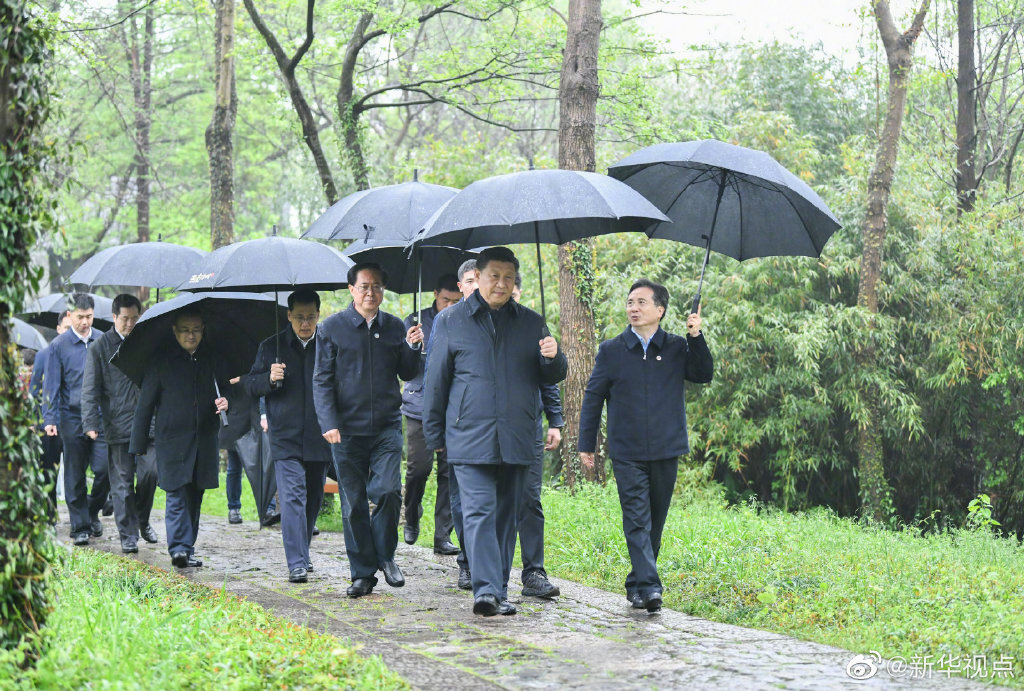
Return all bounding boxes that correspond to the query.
[332,424,402,581]
[62,431,110,535]
[403,416,453,542]
[518,424,547,579]
[225,448,242,511]
[165,482,204,556]
[453,463,527,601]
[449,464,468,571]
[107,442,158,539]
[276,458,328,571]
[40,432,62,521]
[611,457,678,597]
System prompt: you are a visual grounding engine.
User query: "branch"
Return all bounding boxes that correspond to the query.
[289,0,316,73]
[58,0,160,34]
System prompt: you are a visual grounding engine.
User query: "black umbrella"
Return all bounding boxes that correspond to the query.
[608,139,842,313]
[233,428,277,525]
[11,317,48,351]
[410,168,670,319]
[302,174,459,244]
[20,292,113,331]
[69,241,207,300]
[343,240,478,295]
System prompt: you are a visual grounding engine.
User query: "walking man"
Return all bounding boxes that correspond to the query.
[30,312,71,520]
[43,294,110,545]
[313,263,420,598]
[423,247,567,616]
[579,279,713,612]
[248,290,331,583]
[81,294,159,553]
[402,273,462,555]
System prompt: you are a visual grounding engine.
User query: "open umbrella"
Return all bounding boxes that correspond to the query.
[11,317,49,351]
[20,292,113,331]
[69,241,207,301]
[410,168,670,319]
[608,139,842,313]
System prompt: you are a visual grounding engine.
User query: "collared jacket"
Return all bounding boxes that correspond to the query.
[248,327,331,463]
[312,303,419,436]
[401,303,439,420]
[80,329,139,444]
[28,344,52,428]
[130,341,229,492]
[578,325,713,462]
[42,327,104,434]
[422,290,568,465]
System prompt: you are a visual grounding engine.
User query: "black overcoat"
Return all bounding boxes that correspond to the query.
[81,329,138,444]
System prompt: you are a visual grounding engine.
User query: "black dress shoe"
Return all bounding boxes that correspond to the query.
[347,577,377,598]
[171,551,189,568]
[187,556,203,568]
[499,599,517,615]
[73,532,90,546]
[228,509,243,525]
[121,537,138,553]
[457,566,472,590]
[261,511,281,527]
[102,497,114,516]
[140,524,158,544]
[521,571,560,598]
[289,567,308,583]
[403,505,422,545]
[379,560,405,587]
[472,594,499,616]
[643,592,663,613]
[627,591,645,609]
[433,539,459,555]
[89,518,103,537]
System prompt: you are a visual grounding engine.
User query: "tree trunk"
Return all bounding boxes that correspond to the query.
[955,0,978,214]
[207,0,237,249]
[855,0,930,522]
[557,0,603,489]
[123,2,154,300]
[337,12,373,191]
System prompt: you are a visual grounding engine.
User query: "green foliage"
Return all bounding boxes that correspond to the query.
[0,549,409,690]
[967,494,1002,531]
[0,0,58,652]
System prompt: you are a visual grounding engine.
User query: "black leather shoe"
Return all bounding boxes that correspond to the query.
[457,566,472,590]
[121,537,138,553]
[289,567,308,583]
[521,571,560,598]
[347,576,377,598]
[102,497,114,516]
[228,509,242,524]
[171,551,189,568]
[379,560,405,587]
[499,599,517,615]
[643,592,663,613]
[73,532,89,546]
[473,594,499,616]
[140,524,158,544]
[187,556,203,568]
[627,591,644,609]
[433,539,459,555]
[403,505,422,545]
[261,511,281,527]
[89,518,103,537]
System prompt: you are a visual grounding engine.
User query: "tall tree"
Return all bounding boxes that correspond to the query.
[557,0,604,488]
[856,0,930,521]
[207,0,238,249]
[955,0,978,214]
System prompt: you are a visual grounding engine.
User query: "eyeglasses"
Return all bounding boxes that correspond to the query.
[292,316,318,325]
[174,327,204,336]
[352,284,384,295]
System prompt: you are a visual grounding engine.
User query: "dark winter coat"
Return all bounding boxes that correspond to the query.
[42,327,104,433]
[80,329,138,444]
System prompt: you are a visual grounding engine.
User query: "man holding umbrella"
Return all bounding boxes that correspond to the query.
[130,310,229,568]
[247,290,330,584]
[313,263,420,597]
[423,247,567,616]
[81,294,159,553]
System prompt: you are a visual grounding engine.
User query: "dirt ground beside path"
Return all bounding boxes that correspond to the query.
[56,509,1001,691]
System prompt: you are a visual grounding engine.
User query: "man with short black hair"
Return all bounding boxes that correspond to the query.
[30,311,72,520]
[43,293,110,545]
[579,278,713,613]
[81,293,158,552]
[402,274,461,555]
[313,264,420,597]
[424,247,567,617]
[456,259,477,299]
[248,289,331,583]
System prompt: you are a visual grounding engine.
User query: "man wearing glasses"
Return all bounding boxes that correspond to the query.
[313,263,420,598]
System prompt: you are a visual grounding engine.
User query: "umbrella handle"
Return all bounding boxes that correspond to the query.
[213,377,229,428]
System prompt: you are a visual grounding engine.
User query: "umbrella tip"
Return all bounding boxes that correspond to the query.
[528,157,534,170]
[272,224,278,237]
[413,168,418,182]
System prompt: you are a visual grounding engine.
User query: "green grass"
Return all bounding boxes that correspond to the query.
[0,548,408,691]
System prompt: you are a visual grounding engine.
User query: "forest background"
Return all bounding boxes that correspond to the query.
[34,0,1024,533]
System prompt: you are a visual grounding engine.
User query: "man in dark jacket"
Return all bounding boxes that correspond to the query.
[579,278,713,613]
[248,290,331,584]
[401,273,462,554]
[313,263,420,598]
[43,294,110,545]
[130,310,229,568]
[423,247,567,617]
[29,312,71,520]
[81,294,158,553]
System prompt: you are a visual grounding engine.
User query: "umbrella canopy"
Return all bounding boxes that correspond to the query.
[303,179,459,243]
[177,237,354,293]
[608,139,842,312]
[69,241,207,290]
[233,429,277,523]
[20,292,113,330]
[343,240,478,295]
[11,317,48,350]
[111,292,287,387]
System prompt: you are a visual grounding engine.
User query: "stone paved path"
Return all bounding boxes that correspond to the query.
[58,510,1007,690]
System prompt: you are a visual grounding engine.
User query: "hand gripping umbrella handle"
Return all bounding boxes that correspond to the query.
[214,377,228,427]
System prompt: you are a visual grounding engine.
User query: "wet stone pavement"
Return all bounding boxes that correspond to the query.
[58,509,1005,691]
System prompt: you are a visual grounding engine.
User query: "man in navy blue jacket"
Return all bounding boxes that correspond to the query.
[313,264,420,598]
[578,279,713,613]
[248,290,331,584]
[29,312,70,520]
